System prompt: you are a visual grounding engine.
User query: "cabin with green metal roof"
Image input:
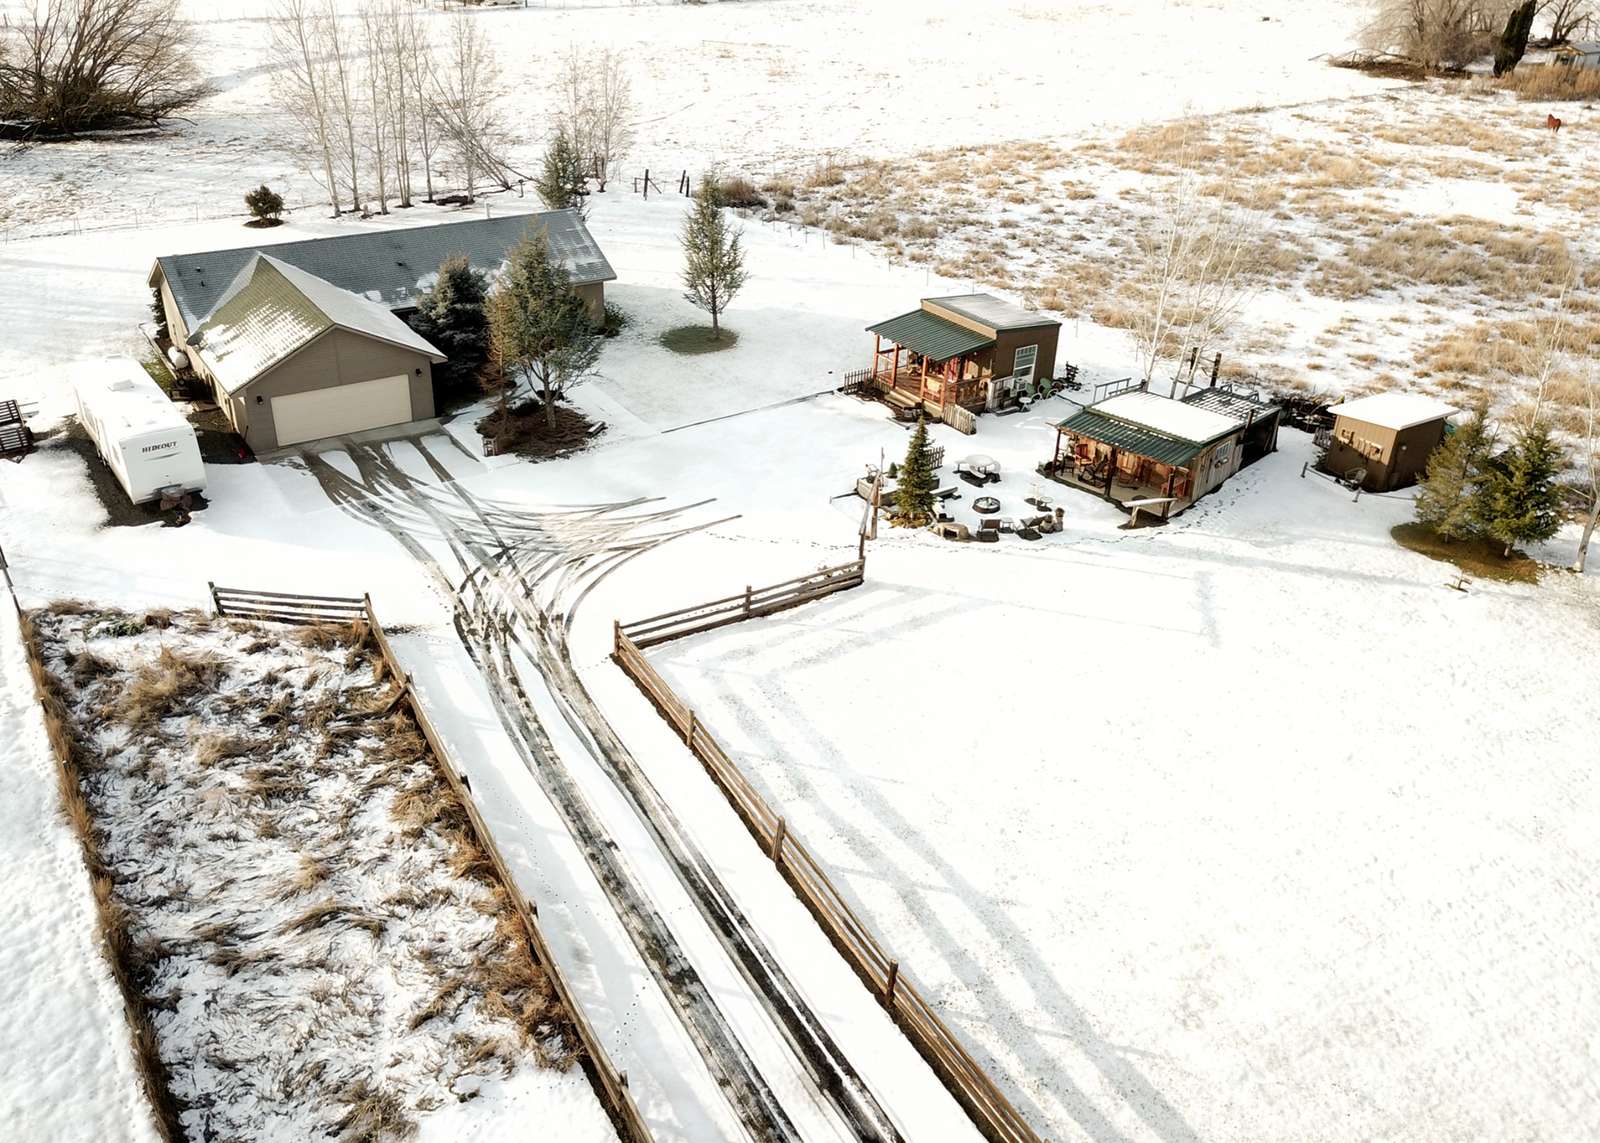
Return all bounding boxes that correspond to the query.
[863,294,1060,429]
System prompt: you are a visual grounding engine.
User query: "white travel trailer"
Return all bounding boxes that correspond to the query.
[74,359,207,506]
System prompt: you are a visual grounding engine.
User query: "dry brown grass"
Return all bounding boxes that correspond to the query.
[111,646,219,730]
[1491,63,1600,102]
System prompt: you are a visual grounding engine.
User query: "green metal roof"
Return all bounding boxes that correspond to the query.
[867,309,994,362]
[1057,410,1205,466]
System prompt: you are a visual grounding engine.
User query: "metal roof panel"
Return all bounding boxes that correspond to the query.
[866,309,994,361]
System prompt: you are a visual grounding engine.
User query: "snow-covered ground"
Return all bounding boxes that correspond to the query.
[0,601,163,1143]
[0,0,1382,238]
[650,427,1600,1142]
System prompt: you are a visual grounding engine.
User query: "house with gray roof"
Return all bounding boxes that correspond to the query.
[146,209,613,452]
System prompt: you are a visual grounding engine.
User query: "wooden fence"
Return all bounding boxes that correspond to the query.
[207,587,654,1143]
[612,581,1043,1143]
[210,583,368,625]
[617,558,865,649]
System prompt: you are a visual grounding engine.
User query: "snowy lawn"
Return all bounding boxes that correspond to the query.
[647,433,1600,1143]
[25,606,613,1142]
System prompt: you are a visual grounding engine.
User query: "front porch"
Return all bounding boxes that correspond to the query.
[1043,431,1193,519]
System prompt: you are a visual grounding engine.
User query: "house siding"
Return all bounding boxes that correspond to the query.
[232,328,435,453]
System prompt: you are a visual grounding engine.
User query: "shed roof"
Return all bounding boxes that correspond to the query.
[867,309,994,361]
[1058,410,1207,466]
[188,254,443,395]
[923,294,1058,332]
[153,209,613,330]
[1091,391,1241,444]
[1326,392,1457,432]
[1182,386,1280,424]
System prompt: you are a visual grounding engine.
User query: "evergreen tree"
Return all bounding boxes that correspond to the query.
[1476,421,1566,557]
[411,255,491,393]
[486,227,601,432]
[537,128,588,215]
[680,175,747,339]
[244,184,285,224]
[1414,400,1492,541]
[894,417,937,525]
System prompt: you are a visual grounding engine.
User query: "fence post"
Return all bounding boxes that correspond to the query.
[613,619,622,656]
[686,708,697,748]
[884,959,899,1005]
[769,816,786,862]
[208,580,221,616]
[643,168,649,200]
[743,585,752,616]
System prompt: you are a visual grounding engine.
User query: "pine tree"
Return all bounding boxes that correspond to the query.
[411,255,490,393]
[486,227,601,432]
[537,128,588,215]
[894,418,937,525]
[244,184,285,225]
[1477,421,1566,557]
[680,175,747,339]
[1414,400,1492,542]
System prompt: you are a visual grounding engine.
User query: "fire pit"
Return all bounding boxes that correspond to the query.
[972,495,1001,515]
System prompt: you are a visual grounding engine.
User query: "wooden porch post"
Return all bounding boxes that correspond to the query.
[1162,470,1176,521]
[1105,447,1118,495]
[873,333,882,380]
[891,345,900,385]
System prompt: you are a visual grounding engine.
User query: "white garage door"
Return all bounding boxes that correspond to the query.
[270,374,413,448]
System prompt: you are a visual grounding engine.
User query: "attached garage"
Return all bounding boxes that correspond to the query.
[270,374,413,448]
[183,253,445,453]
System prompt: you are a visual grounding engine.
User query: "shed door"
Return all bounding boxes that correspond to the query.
[270,375,413,448]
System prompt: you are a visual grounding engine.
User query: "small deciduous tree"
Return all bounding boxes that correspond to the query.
[1477,421,1566,557]
[244,185,286,225]
[486,229,601,433]
[894,417,938,525]
[1415,399,1493,541]
[1572,362,1598,572]
[432,12,511,201]
[680,176,747,340]
[411,255,489,393]
[537,128,588,214]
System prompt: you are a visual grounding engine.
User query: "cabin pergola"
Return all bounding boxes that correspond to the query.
[1052,410,1200,516]
[866,309,994,413]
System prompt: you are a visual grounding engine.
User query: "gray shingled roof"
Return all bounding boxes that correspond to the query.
[153,209,614,330]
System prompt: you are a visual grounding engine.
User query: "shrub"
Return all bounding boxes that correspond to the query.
[716,175,766,209]
[244,185,285,225]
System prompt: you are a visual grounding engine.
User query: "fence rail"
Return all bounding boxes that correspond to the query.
[612,562,1041,1143]
[617,559,865,649]
[207,587,654,1143]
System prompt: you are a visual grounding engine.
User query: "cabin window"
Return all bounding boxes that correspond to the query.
[1011,345,1037,384]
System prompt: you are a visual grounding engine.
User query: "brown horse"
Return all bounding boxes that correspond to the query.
[1547,113,1564,133]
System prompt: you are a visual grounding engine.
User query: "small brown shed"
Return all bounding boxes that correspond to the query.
[1321,393,1458,492]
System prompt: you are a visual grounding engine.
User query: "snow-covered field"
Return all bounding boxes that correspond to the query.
[0,0,1383,237]
[650,428,1600,1142]
[3,0,1599,1137]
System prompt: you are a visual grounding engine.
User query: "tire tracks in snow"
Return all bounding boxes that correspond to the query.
[302,437,902,1143]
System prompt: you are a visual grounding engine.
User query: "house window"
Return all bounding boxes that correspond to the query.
[1011,344,1038,384]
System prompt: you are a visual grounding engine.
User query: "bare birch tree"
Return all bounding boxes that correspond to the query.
[319,0,362,211]
[359,3,389,213]
[401,8,437,202]
[550,45,634,192]
[1129,124,1260,392]
[432,13,511,201]
[1575,361,1599,573]
[270,0,342,216]
[589,47,634,192]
